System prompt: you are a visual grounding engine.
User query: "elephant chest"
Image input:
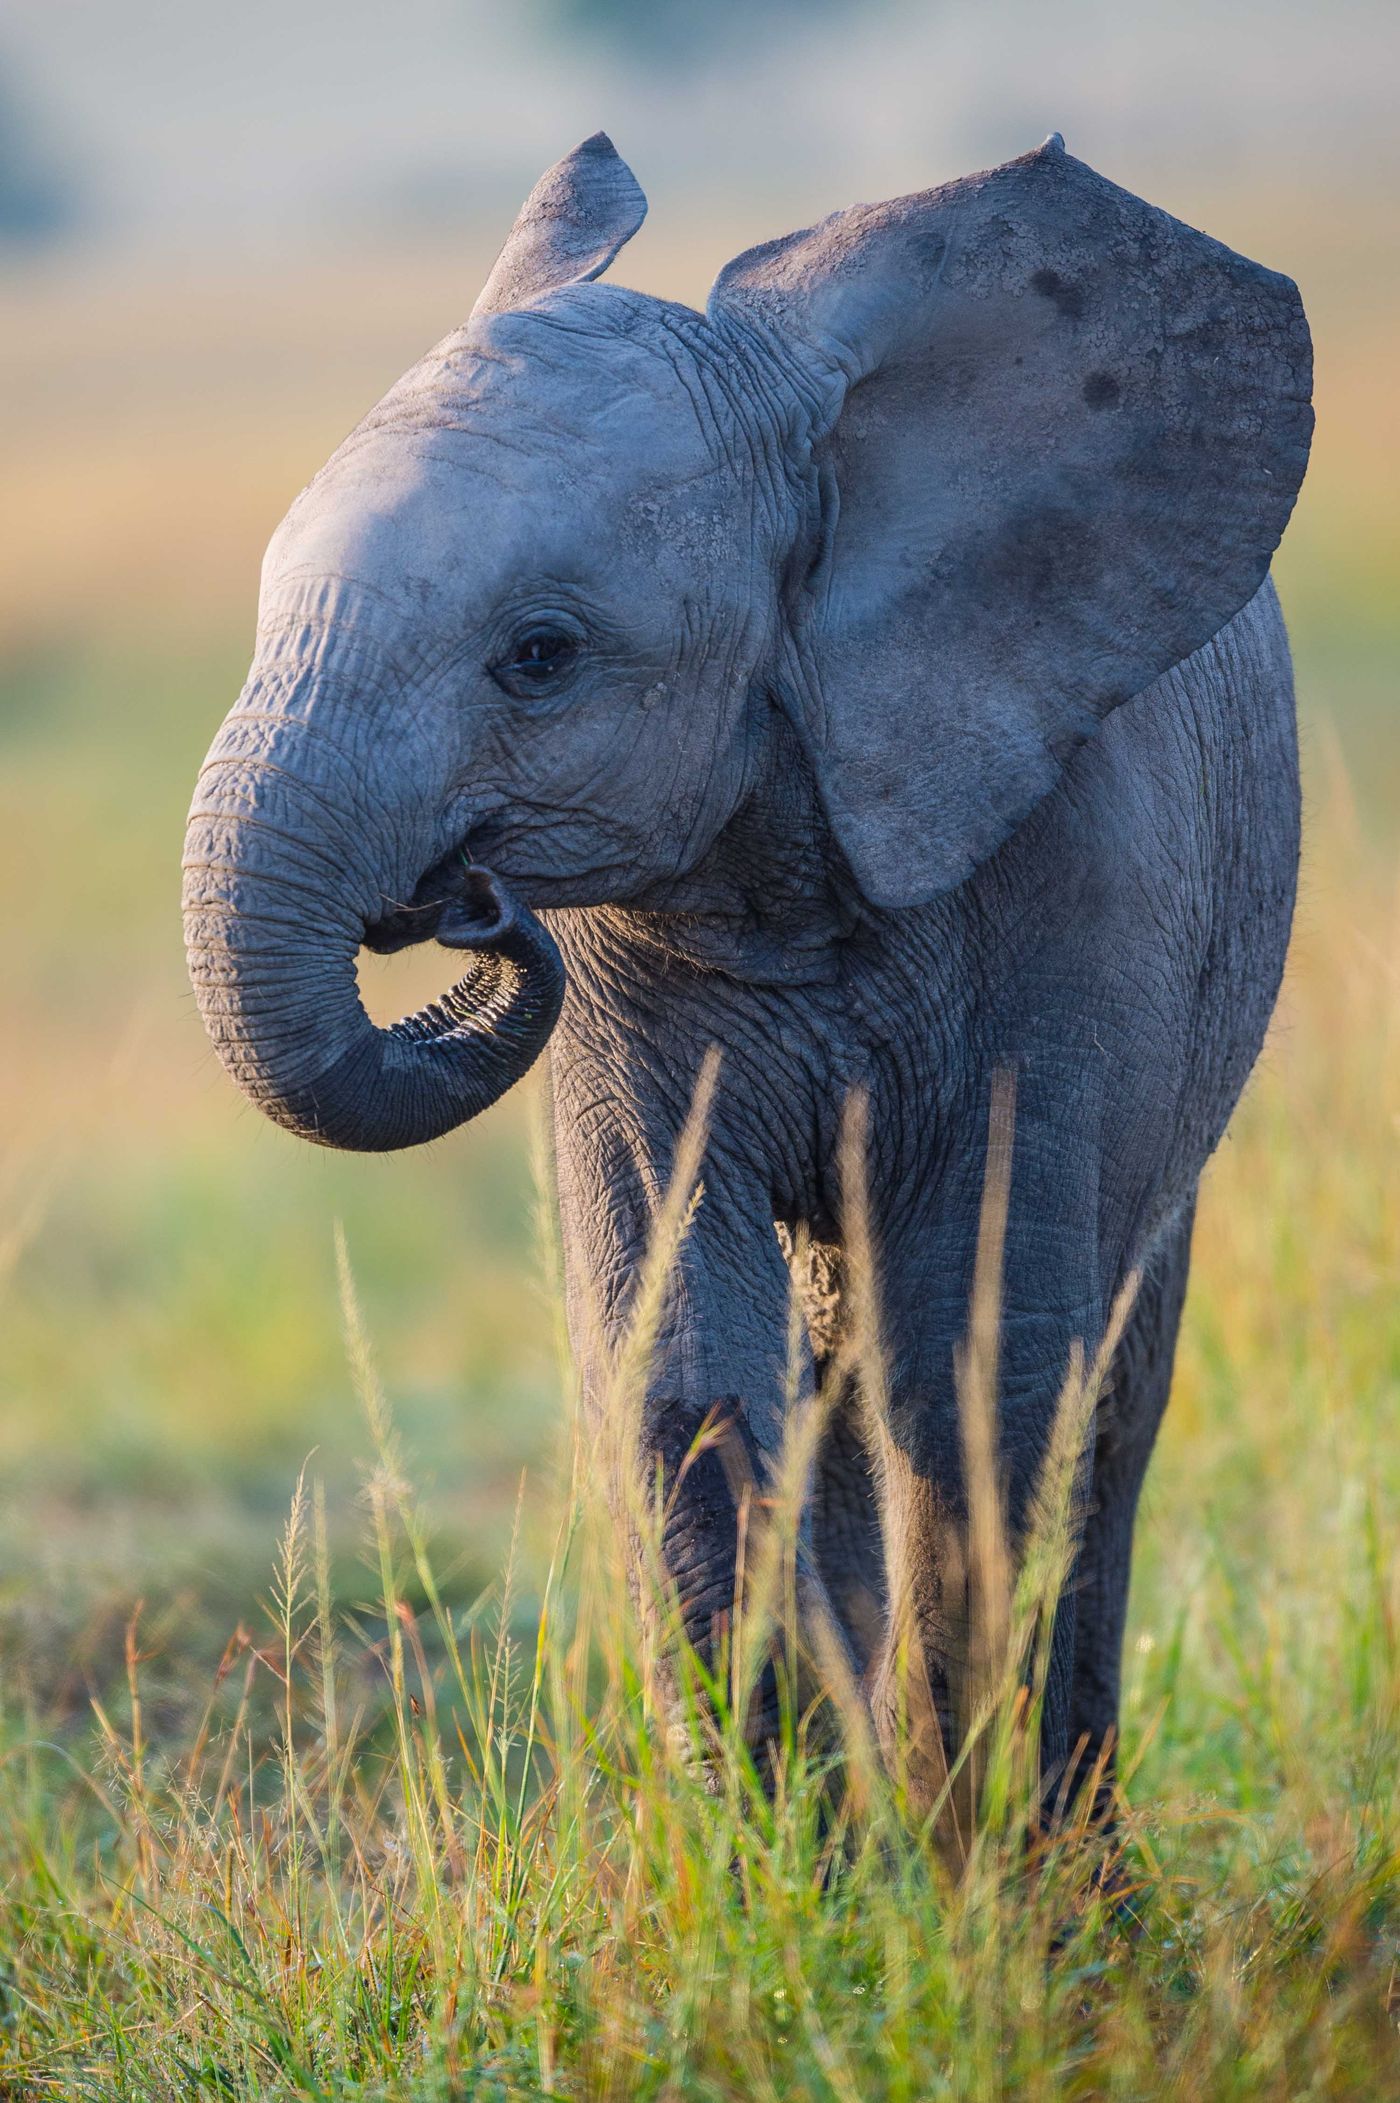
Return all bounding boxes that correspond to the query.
[550,592,1299,1267]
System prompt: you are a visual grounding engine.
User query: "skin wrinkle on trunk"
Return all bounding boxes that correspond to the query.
[183,743,566,1154]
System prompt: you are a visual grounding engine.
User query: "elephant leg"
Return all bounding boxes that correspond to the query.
[861,1091,1112,1816]
[811,1386,887,1677]
[778,1229,886,1677]
[549,1047,854,1749]
[1065,1199,1195,1819]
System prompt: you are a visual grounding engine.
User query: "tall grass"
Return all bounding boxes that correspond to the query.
[2,173,1398,2094]
[2,952,1397,2099]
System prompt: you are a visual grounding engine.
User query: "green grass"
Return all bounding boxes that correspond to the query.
[0,1061,1397,2100]
[2,177,1399,2093]
[1,624,1398,2097]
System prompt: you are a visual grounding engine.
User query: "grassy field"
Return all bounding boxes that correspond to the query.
[0,191,1398,2096]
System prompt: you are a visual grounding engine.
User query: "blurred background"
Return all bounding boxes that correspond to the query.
[1,0,1396,1712]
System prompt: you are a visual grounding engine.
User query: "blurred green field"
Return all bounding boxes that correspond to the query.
[0,187,1398,2094]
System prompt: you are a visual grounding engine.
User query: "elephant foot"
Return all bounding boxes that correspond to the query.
[638,1394,779,1744]
[636,1394,864,1763]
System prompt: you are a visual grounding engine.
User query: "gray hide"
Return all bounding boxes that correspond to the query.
[183,133,1312,1804]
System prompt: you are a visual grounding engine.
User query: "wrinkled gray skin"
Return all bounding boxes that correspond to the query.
[184,133,1312,1809]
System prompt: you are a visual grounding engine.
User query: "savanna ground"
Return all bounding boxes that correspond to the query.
[0,183,1398,2097]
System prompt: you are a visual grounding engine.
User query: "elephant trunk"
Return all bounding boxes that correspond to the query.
[182,702,565,1153]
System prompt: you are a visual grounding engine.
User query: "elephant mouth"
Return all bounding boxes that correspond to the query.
[362,844,510,956]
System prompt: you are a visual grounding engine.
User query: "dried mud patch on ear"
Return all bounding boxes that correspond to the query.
[973,499,1105,613]
[1030,268,1086,322]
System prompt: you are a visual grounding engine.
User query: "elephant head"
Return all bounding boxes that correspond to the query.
[184,131,1310,1152]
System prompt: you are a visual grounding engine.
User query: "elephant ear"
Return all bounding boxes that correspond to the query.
[708,136,1313,907]
[473,133,646,318]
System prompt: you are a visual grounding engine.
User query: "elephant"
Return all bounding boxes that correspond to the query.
[183,131,1312,1814]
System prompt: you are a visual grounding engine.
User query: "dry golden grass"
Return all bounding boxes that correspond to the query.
[1,864,1396,2096]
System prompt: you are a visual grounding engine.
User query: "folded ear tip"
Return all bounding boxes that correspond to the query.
[572,131,640,187]
[568,129,647,223]
[1039,130,1068,156]
[472,131,646,318]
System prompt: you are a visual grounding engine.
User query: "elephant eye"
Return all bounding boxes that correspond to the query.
[490,624,583,700]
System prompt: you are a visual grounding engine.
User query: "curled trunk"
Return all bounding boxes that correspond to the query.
[182,737,564,1152]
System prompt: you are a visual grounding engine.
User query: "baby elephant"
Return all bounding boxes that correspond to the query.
[184,134,1312,1810]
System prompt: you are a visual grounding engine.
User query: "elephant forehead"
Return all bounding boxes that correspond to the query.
[262,337,742,626]
[265,429,723,611]
[364,300,719,464]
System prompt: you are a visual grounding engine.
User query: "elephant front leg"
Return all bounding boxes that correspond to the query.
[1068,1201,1194,1820]
[633,1388,791,1745]
[550,1062,850,1751]
[864,1374,1098,1830]
[863,1132,1108,1825]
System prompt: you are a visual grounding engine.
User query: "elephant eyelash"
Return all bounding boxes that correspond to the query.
[487,621,587,701]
